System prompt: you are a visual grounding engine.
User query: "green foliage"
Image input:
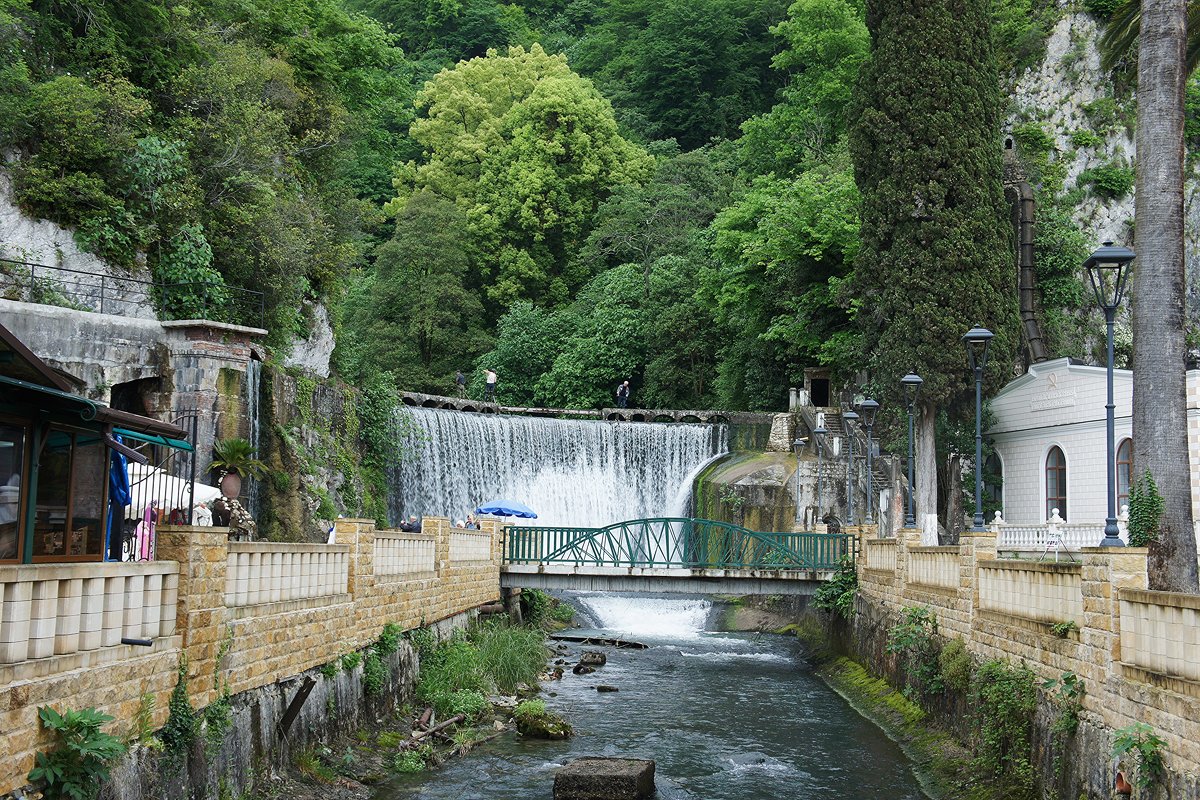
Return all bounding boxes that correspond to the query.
[28,707,126,800]
[1084,0,1124,17]
[521,589,553,626]
[812,556,858,619]
[160,657,198,762]
[886,606,943,697]
[407,627,438,656]
[1044,672,1085,738]
[1070,128,1105,149]
[1082,97,1130,135]
[210,438,267,480]
[1081,161,1136,199]
[550,603,576,623]
[849,0,1018,417]
[1128,470,1165,547]
[991,0,1063,76]
[393,746,431,773]
[341,652,363,671]
[1112,722,1167,789]
[1049,620,1079,638]
[972,659,1037,798]
[320,661,340,680]
[1011,122,1054,157]
[514,698,546,717]
[363,651,386,695]
[376,731,404,749]
[474,622,548,693]
[417,639,490,718]
[937,637,973,693]
[378,623,404,654]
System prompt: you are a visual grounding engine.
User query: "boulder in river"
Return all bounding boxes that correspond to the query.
[553,757,655,800]
[579,651,607,667]
[572,663,595,675]
[515,705,573,740]
[595,685,619,693]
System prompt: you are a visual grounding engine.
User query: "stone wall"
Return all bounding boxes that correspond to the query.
[0,516,502,796]
[853,525,1200,797]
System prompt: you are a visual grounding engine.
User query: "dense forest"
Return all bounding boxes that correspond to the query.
[0,0,1174,411]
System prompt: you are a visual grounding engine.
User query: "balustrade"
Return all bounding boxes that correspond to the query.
[375,532,435,577]
[224,542,349,607]
[450,530,492,563]
[0,562,178,663]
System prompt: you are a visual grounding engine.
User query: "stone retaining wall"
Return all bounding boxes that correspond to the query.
[0,516,502,796]
[854,526,1200,795]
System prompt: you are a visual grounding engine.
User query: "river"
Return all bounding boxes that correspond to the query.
[376,594,928,800]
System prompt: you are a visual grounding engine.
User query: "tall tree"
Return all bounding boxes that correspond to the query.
[849,0,1018,543]
[1132,0,1199,591]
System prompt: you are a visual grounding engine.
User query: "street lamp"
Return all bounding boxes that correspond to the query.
[813,425,827,522]
[842,410,860,525]
[792,436,807,523]
[858,399,880,526]
[1085,241,1135,547]
[963,325,994,533]
[901,372,924,528]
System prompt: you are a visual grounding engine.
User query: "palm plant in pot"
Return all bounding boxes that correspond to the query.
[210,437,267,499]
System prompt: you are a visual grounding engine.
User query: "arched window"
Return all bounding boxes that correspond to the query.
[983,453,1003,509]
[1046,446,1067,521]
[1117,438,1133,509]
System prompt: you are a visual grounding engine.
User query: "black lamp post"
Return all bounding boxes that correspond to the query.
[963,325,994,533]
[859,399,880,526]
[1085,241,1135,547]
[843,410,859,525]
[792,436,807,523]
[901,372,924,528]
[814,425,827,522]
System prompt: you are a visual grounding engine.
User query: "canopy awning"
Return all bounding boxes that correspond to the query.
[114,427,194,452]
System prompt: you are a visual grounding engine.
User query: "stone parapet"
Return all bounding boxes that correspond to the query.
[0,517,502,795]
[852,536,1200,781]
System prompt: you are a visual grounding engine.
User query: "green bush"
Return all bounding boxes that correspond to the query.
[1112,722,1167,789]
[1069,128,1104,149]
[513,699,547,720]
[341,652,363,671]
[521,589,552,625]
[887,606,943,697]
[393,745,432,773]
[417,640,490,717]
[1084,0,1123,16]
[474,622,547,694]
[938,637,973,693]
[1082,162,1135,199]
[160,658,198,762]
[550,602,576,623]
[407,627,437,656]
[1127,470,1164,547]
[377,623,403,654]
[813,556,858,619]
[972,659,1038,798]
[363,650,386,695]
[1011,122,1054,156]
[446,689,490,719]
[28,707,126,800]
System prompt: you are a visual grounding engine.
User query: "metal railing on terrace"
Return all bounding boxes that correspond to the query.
[503,517,853,570]
[0,258,264,329]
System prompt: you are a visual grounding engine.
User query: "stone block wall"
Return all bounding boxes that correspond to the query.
[0,517,502,795]
[854,525,1200,793]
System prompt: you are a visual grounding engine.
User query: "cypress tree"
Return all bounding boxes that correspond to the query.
[849,0,1018,541]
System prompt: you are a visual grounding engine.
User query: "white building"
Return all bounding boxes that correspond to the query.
[987,357,1200,548]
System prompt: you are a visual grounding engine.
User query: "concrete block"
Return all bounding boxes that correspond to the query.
[554,757,655,800]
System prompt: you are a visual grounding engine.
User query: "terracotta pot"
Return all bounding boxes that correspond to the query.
[220,471,242,499]
[1115,770,1133,795]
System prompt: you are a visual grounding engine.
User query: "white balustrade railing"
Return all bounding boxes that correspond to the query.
[908,547,958,590]
[996,522,1112,552]
[0,562,179,663]
[374,532,435,578]
[225,543,349,607]
[864,539,897,573]
[978,561,1083,624]
[450,530,492,563]
[1120,589,1200,682]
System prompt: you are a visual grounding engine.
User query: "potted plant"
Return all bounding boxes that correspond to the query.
[210,437,267,499]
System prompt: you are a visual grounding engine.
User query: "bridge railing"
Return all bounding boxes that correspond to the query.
[503,518,852,570]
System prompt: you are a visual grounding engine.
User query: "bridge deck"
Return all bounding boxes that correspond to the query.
[501,563,834,595]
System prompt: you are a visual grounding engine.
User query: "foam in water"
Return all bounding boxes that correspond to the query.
[577,593,713,640]
[389,408,728,527]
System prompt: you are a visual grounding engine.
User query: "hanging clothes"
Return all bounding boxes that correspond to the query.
[106,436,131,562]
[134,502,156,561]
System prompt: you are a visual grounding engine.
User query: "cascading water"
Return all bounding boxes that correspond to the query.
[575,593,713,640]
[388,408,728,527]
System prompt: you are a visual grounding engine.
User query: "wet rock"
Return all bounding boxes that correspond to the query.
[516,682,540,697]
[515,708,573,740]
[554,757,655,800]
[555,658,568,665]
[573,664,595,675]
[579,651,607,667]
[595,685,619,693]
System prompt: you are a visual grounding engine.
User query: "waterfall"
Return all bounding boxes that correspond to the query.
[576,593,714,639]
[389,407,728,528]
[245,358,261,517]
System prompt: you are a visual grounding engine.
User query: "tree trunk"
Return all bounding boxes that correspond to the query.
[915,400,939,545]
[1133,0,1199,591]
[943,453,963,546]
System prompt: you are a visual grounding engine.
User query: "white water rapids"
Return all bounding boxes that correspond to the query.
[576,593,714,640]
[389,408,728,528]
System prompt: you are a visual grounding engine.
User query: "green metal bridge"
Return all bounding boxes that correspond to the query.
[500,518,852,595]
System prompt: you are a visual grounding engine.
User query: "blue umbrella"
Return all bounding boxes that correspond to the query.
[475,499,538,518]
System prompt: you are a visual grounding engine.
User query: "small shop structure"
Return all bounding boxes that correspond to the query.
[0,322,197,563]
